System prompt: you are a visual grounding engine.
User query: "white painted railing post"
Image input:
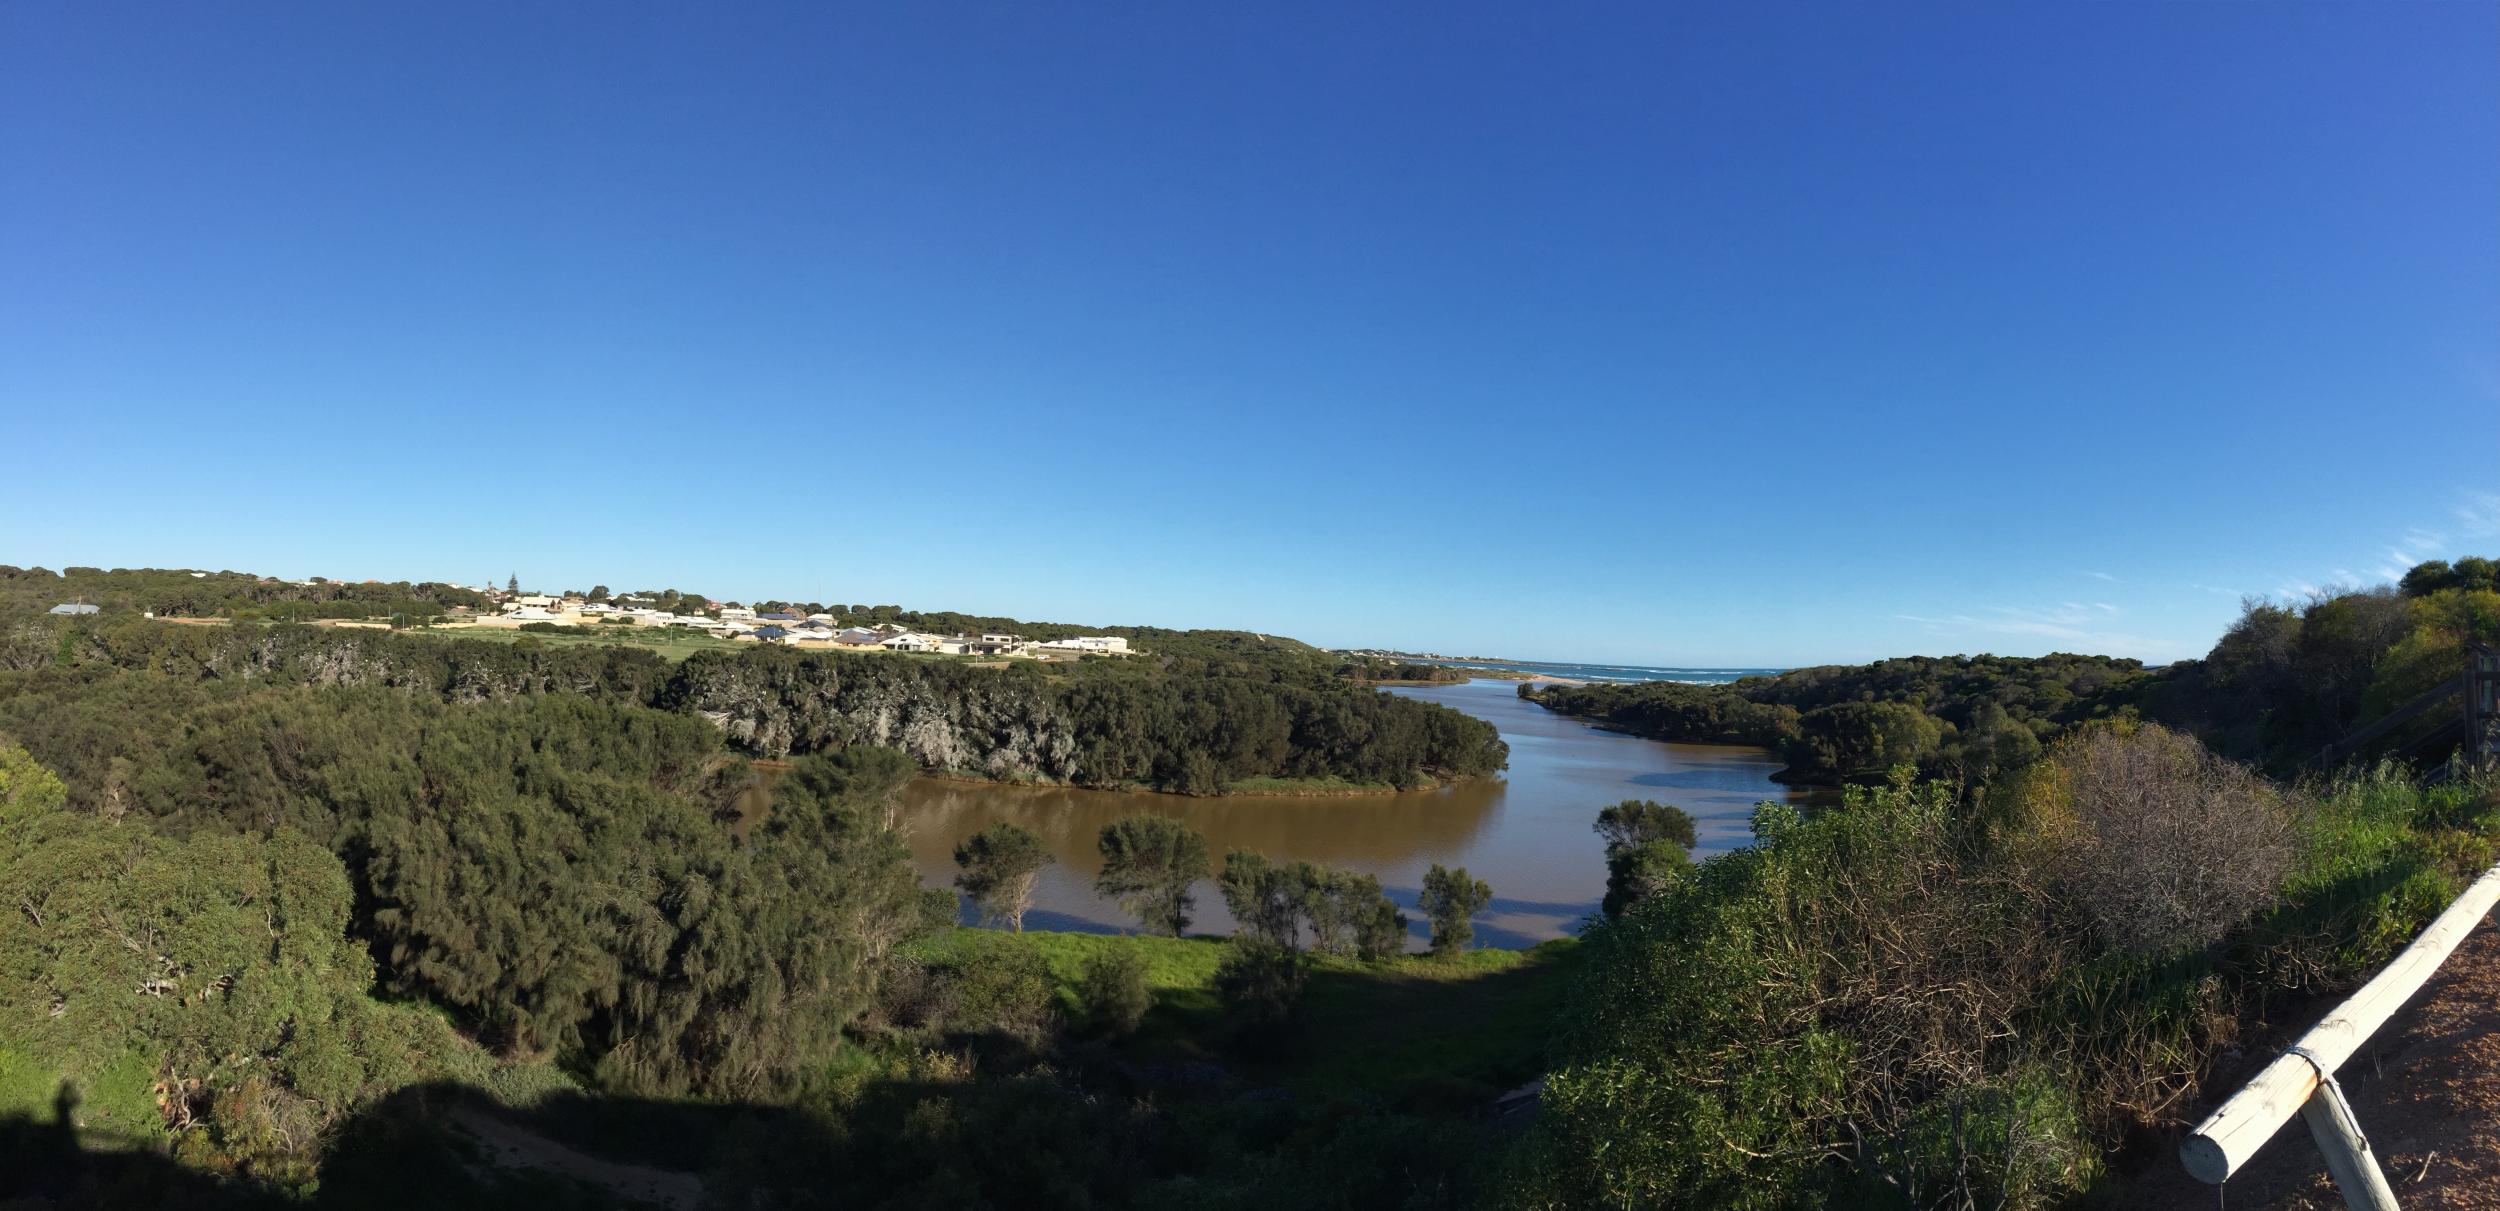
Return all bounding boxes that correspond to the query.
[2287,1047,2399,1211]
[2183,860,2500,1203]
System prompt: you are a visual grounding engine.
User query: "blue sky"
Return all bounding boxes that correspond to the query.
[3,4,2494,667]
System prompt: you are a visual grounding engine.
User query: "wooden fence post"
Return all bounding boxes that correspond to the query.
[2185,862,2500,1198]
[2288,1047,2399,1211]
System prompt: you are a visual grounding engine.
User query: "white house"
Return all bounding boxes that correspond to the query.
[1038,636,1131,655]
[879,632,939,653]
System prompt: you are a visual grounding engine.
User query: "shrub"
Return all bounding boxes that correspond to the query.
[1214,937,1307,1033]
[936,936,1060,1045]
[1076,946,1153,1037]
[1520,784,2112,1210]
[2047,723,2300,955]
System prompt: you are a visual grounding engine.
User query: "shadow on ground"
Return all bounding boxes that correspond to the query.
[2,940,1585,1211]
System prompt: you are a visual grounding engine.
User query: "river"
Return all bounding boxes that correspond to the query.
[894,677,1810,947]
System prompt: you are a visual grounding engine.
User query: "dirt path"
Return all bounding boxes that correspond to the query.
[2135,917,2500,1210]
[450,1105,705,1209]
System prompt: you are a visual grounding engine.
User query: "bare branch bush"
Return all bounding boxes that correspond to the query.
[2051,724,2301,956]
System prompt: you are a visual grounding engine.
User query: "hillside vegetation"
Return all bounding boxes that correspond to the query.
[0,603,1505,797]
[2,559,2496,1210]
[1527,563,2500,787]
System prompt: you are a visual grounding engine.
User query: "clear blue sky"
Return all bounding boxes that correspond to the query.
[4,4,2494,667]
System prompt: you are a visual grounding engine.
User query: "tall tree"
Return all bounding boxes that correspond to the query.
[1594,799,1697,918]
[1418,863,1493,956]
[1219,849,1405,960]
[954,823,1053,932]
[506,572,519,595]
[1095,815,1210,937]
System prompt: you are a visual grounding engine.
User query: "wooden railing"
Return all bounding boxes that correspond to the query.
[2180,861,2500,1210]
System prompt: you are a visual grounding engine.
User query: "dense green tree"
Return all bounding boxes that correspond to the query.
[1308,867,1409,960]
[1595,800,1698,919]
[1094,815,1210,937]
[0,740,67,816]
[1217,850,1406,958]
[1418,864,1492,956]
[2399,560,2456,597]
[0,744,459,1186]
[954,823,1054,932]
[1528,652,2145,786]
[1594,799,1698,853]
[1217,848,1301,947]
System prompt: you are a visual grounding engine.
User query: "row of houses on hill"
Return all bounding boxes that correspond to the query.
[461,594,1132,659]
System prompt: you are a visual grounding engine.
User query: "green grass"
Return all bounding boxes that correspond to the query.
[0,1045,166,1151]
[1293,939,1581,1103]
[901,928,1583,1109]
[0,1046,54,1121]
[903,929,1234,1028]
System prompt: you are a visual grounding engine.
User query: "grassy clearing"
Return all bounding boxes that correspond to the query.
[902,930,1233,1029]
[0,1045,167,1152]
[900,928,1581,1107]
[1294,939,1580,1103]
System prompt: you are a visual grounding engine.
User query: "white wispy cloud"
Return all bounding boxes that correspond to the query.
[2459,492,2500,539]
[2082,571,2119,582]
[1890,601,2174,656]
[2335,490,2500,588]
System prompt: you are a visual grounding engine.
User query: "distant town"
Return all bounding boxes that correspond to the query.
[1335,647,1515,664]
[454,583,1131,659]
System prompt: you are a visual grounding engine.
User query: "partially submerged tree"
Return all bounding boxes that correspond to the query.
[954,822,1053,932]
[1418,863,1493,956]
[1095,815,1210,937]
[1219,848,1406,959]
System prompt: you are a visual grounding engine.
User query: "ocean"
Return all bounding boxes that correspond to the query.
[1421,659,1785,686]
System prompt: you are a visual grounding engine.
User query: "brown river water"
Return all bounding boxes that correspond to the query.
[891,678,1812,947]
